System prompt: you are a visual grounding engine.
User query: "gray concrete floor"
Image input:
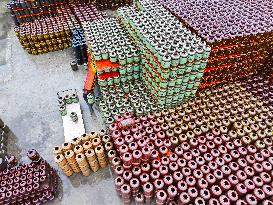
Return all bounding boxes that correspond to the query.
[0,2,121,205]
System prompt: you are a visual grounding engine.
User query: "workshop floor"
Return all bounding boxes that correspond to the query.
[0,2,121,205]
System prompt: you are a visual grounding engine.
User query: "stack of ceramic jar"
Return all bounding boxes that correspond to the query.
[0,150,59,204]
[117,0,210,107]
[54,131,109,177]
[95,0,133,11]
[7,0,65,25]
[68,3,108,64]
[245,73,273,106]
[159,0,273,86]
[57,90,79,117]
[70,3,108,24]
[108,74,272,204]
[82,18,140,69]
[94,80,158,127]
[82,18,160,124]
[14,15,72,54]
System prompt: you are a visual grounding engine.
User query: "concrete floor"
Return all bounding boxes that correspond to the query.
[0,2,121,205]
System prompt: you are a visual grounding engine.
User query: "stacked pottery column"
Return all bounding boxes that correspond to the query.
[118,1,210,107]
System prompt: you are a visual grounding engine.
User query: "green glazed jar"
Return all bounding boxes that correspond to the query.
[126,65,133,74]
[123,84,130,93]
[187,83,194,89]
[101,50,109,60]
[196,47,204,60]
[120,76,127,83]
[133,72,139,80]
[126,53,134,64]
[185,91,191,97]
[167,88,174,95]
[161,72,170,80]
[174,86,180,93]
[193,62,201,71]
[160,81,168,88]
[168,78,176,87]
[110,52,117,63]
[119,54,127,65]
[170,70,177,78]
[93,51,102,61]
[98,78,107,87]
[59,106,67,116]
[180,51,188,65]
[197,71,203,78]
[191,89,197,95]
[185,63,193,73]
[133,65,140,72]
[105,78,112,86]
[187,49,195,62]
[178,93,184,101]
[162,55,171,69]
[113,76,120,84]
[182,76,190,83]
[171,53,180,67]
[134,51,140,63]
[203,45,211,58]
[200,60,208,69]
[176,77,183,85]
[181,84,187,91]
[166,98,172,104]
[189,73,197,81]
[119,67,127,75]
[194,80,200,87]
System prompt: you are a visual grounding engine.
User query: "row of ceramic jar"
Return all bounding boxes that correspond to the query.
[160,0,273,43]
[97,85,157,125]
[8,0,64,9]
[202,63,268,85]
[7,0,64,23]
[118,8,210,69]
[209,41,272,58]
[0,150,58,204]
[15,19,70,38]
[245,73,273,105]
[94,0,133,10]
[53,130,110,175]
[21,41,71,55]
[208,49,270,68]
[111,131,273,204]
[70,3,108,23]
[141,49,207,81]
